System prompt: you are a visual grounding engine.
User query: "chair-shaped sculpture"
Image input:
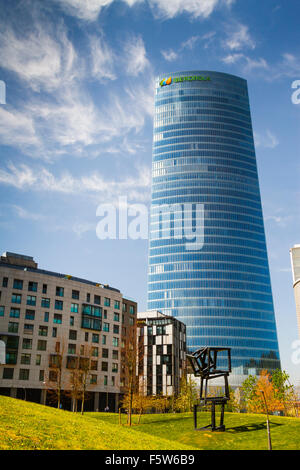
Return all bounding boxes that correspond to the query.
[187,347,231,432]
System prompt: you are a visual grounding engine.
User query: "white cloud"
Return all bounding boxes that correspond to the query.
[161,50,178,62]
[0,23,79,92]
[0,107,40,148]
[0,162,152,202]
[54,0,233,21]
[89,35,116,81]
[254,130,279,149]
[224,24,255,51]
[149,0,229,19]
[123,35,149,76]
[54,0,142,21]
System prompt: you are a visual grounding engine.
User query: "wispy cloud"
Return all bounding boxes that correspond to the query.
[54,0,234,21]
[254,130,279,149]
[0,22,79,92]
[223,23,256,51]
[0,162,152,203]
[161,32,216,62]
[123,35,149,76]
[89,35,117,81]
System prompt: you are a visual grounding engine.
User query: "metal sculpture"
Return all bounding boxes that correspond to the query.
[187,347,231,432]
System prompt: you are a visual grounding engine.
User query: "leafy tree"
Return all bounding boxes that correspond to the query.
[174,375,198,412]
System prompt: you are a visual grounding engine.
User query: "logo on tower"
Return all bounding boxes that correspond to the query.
[160,77,172,87]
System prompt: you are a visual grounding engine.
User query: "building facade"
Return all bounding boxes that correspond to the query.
[0,252,137,411]
[137,311,186,396]
[147,71,281,386]
[290,245,300,338]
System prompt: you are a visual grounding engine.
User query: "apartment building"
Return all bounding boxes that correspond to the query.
[0,252,137,411]
[137,311,186,396]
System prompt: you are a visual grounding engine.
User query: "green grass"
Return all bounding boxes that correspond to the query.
[1,396,300,450]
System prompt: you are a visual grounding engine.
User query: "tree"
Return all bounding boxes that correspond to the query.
[271,369,297,416]
[174,374,198,412]
[45,340,67,409]
[120,324,141,426]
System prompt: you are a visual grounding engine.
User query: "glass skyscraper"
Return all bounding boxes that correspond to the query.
[147,71,280,385]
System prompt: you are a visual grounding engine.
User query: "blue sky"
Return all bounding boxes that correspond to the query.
[0,0,300,384]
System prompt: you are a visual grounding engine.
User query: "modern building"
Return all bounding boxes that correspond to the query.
[290,245,300,338]
[136,310,186,396]
[147,71,281,386]
[0,252,137,411]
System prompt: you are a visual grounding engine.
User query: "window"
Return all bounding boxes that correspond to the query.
[112,337,119,347]
[41,298,50,308]
[102,348,109,358]
[104,297,110,307]
[92,334,99,343]
[11,293,21,304]
[24,324,34,335]
[90,375,97,384]
[10,308,20,318]
[44,312,49,322]
[114,300,120,309]
[91,360,98,371]
[39,370,44,381]
[21,354,31,365]
[92,347,98,357]
[129,317,134,326]
[94,295,101,305]
[56,286,64,297]
[86,293,90,302]
[22,338,32,349]
[53,314,62,324]
[102,335,106,345]
[52,327,57,338]
[72,290,79,300]
[103,322,109,332]
[2,277,8,287]
[113,325,119,335]
[103,310,107,319]
[68,344,76,354]
[3,368,13,379]
[113,312,119,322]
[42,284,47,294]
[8,322,18,333]
[13,279,23,289]
[39,325,48,337]
[104,375,108,386]
[19,369,30,380]
[112,363,118,373]
[0,306,4,317]
[70,316,74,326]
[129,305,135,315]
[112,376,115,386]
[71,303,78,313]
[112,350,118,360]
[122,303,127,312]
[25,309,35,320]
[37,340,47,351]
[85,332,89,341]
[36,355,41,366]
[27,295,36,306]
[55,300,63,310]
[28,281,38,292]
[69,330,77,340]
[101,362,108,371]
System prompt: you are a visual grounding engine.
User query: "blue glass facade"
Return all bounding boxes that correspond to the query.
[147,71,280,385]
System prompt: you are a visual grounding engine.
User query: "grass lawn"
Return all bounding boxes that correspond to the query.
[1,395,300,450]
